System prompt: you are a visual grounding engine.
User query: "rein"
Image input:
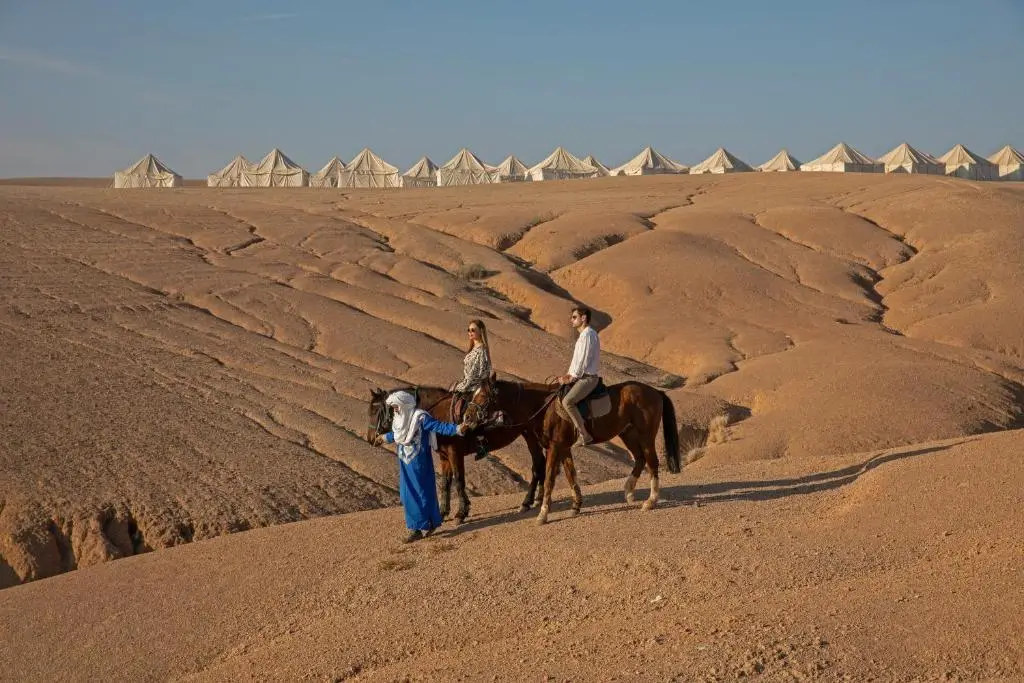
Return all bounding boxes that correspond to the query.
[481,381,560,431]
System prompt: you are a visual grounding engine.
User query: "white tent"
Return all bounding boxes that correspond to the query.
[402,157,439,188]
[207,155,252,187]
[937,144,997,180]
[310,157,346,188]
[690,147,753,174]
[436,148,499,186]
[241,148,309,187]
[582,155,611,177]
[113,154,182,188]
[987,145,1024,181]
[338,148,401,188]
[800,142,882,173]
[878,143,944,175]
[526,147,599,181]
[492,155,530,182]
[757,149,801,172]
[610,146,688,176]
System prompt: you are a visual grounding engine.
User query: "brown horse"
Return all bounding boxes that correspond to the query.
[366,385,548,523]
[472,373,681,524]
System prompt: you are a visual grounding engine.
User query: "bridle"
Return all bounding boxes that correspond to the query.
[367,386,452,442]
[462,383,494,427]
[468,378,561,431]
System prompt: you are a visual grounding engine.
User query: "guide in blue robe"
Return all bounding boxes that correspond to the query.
[382,391,462,532]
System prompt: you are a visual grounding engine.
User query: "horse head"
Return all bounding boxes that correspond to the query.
[462,372,499,430]
[366,388,390,443]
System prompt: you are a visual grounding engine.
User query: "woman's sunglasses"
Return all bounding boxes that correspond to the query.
[467,328,479,333]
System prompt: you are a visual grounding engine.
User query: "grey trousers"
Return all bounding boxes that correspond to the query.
[562,376,599,438]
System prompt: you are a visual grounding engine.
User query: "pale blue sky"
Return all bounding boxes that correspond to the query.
[1,1,1021,177]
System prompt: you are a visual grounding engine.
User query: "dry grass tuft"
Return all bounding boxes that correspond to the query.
[707,414,730,444]
[679,413,730,465]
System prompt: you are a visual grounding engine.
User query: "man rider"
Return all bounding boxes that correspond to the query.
[558,306,600,446]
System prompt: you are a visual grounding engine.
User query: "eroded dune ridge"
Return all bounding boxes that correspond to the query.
[1,174,1023,590]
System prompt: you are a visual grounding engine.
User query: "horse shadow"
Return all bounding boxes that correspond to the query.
[435,440,968,535]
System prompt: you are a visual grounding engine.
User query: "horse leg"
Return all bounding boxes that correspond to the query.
[454,452,471,524]
[537,444,561,526]
[641,434,661,511]
[619,428,647,506]
[521,431,545,511]
[438,449,453,520]
[561,456,583,515]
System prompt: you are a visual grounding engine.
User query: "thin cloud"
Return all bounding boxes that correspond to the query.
[238,13,298,22]
[0,47,104,78]
[0,44,184,110]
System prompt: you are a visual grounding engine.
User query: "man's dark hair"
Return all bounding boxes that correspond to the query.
[572,306,592,325]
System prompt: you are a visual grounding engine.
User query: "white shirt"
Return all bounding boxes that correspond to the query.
[568,326,600,378]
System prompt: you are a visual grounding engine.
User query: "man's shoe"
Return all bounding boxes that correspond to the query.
[402,530,424,544]
[473,437,489,461]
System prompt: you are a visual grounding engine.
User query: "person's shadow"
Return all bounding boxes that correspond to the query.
[434,440,969,535]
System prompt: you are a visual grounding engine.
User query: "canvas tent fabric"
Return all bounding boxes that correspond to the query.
[938,144,997,180]
[207,155,252,187]
[582,155,611,177]
[310,157,346,188]
[436,148,499,186]
[800,143,882,173]
[402,157,439,188]
[492,155,530,182]
[526,147,599,181]
[610,146,688,176]
[987,145,1024,181]
[878,143,944,175]
[113,154,182,188]
[757,149,801,172]
[338,148,401,188]
[241,148,309,187]
[690,148,753,174]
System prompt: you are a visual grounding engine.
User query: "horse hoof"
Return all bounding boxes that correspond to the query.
[520,504,531,513]
[642,499,656,511]
[569,507,580,517]
[536,508,549,525]
[625,494,636,505]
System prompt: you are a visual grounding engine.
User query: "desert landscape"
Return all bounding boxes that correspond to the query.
[2,172,1023,681]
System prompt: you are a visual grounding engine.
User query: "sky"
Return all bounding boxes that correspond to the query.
[1,0,1022,177]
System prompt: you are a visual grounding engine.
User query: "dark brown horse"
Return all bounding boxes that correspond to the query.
[366,385,548,523]
[472,374,681,524]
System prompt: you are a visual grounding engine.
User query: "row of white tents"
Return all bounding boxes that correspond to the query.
[113,142,1024,188]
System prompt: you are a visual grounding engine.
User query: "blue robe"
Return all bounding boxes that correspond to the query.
[385,414,460,531]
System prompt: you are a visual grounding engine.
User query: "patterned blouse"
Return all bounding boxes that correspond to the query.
[454,345,491,392]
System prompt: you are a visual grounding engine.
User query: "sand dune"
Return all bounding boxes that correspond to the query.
[1,432,1021,681]
[1,173,1023,677]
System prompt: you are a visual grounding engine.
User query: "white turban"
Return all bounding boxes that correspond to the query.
[385,390,436,461]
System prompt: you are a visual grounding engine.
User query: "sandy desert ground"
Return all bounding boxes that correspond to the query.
[1,172,1023,680]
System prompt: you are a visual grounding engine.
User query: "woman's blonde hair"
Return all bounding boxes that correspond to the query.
[466,319,490,358]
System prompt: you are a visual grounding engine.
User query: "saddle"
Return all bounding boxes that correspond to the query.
[557,378,612,421]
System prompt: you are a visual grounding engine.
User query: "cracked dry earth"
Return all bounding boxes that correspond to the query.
[1,173,1023,681]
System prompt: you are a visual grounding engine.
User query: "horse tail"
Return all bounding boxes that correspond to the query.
[660,391,681,474]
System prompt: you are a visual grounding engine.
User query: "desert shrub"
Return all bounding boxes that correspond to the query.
[524,211,557,229]
[655,373,685,389]
[455,262,491,280]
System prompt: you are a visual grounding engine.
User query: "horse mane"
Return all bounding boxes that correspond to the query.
[496,379,558,393]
